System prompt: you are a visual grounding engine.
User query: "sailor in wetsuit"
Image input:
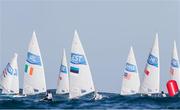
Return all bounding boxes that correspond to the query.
[161,91,166,97]
[44,90,53,101]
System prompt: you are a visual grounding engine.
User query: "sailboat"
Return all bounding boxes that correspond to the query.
[23,31,46,95]
[140,33,160,95]
[120,46,140,95]
[56,49,69,94]
[169,41,180,88]
[0,53,19,94]
[69,30,95,99]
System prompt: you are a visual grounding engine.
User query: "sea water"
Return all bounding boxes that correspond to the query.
[0,89,180,109]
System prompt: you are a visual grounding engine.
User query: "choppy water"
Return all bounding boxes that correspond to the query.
[0,89,180,109]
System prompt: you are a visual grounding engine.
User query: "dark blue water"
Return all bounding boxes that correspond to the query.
[0,89,180,109]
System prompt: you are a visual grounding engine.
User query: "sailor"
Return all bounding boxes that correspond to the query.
[161,91,166,97]
[147,94,152,97]
[44,90,53,101]
[93,90,103,100]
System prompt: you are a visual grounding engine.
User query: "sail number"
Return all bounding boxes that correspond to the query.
[5,63,18,76]
[147,54,158,67]
[171,59,179,68]
[71,53,86,65]
[6,63,14,75]
[27,52,41,66]
[125,63,137,72]
[60,65,67,73]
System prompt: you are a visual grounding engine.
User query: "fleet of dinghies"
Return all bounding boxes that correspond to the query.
[0,31,179,99]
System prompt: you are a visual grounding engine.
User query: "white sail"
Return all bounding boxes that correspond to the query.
[56,49,69,94]
[140,33,160,94]
[69,30,95,99]
[23,31,46,95]
[0,53,19,94]
[120,46,140,95]
[170,41,180,88]
[10,53,19,94]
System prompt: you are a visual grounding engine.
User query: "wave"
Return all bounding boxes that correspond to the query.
[0,89,180,109]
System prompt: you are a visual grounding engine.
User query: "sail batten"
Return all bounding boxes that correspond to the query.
[69,30,95,99]
[23,31,46,95]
